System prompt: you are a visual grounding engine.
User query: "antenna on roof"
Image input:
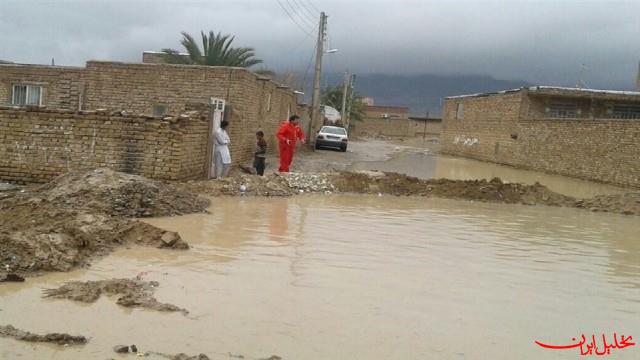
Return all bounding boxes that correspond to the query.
[576,63,588,89]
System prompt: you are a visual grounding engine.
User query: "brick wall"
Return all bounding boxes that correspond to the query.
[0,106,210,183]
[0,64,84,110]
[441,93,523,163]
[83,61,233,115]
[407,119,442,137]
[441,91,640,188]
[0,61,299,178]
[513,118,640,187]
[82,61,297,165]
[351,118,410,137]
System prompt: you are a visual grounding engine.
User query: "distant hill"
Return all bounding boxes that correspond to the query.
[349,74,531,116]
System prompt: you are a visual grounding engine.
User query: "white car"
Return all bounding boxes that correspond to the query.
[315,126,348,152]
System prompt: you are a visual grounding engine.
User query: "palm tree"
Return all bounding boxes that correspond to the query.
[321,84,365,122]
[162,31,262,68]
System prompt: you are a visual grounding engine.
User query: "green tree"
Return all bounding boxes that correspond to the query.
[321,84,365,122]
[162,31,263,67]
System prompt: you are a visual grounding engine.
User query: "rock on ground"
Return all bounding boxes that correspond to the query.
[576,192,640,216]
[0,324,87,345]
[43,278,188,315]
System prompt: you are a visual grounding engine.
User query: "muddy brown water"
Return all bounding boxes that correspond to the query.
[350,150,626,198]
[1,195,639,359]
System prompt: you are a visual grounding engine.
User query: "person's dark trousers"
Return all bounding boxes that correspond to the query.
[254,157,266,176]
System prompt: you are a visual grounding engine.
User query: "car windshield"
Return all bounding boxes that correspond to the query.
[322,127,347,135]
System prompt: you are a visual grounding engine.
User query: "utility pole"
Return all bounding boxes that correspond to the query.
[309,12,327,146]
[345,74,356,131]
[636,60,640,92]
[422,109,429,144]
[340,71,349,126]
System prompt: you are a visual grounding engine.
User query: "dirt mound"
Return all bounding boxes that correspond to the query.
[185,171,637,215]
[331,172,575,206]
[43,278,188,315]
[0,324,87,346]
[0,169,207,277]
[576,192,640,216]
[38,168,209,217]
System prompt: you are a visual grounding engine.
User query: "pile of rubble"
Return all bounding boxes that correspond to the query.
[38,168,209,217]
[280,173,336,193]
[183,172,336,196]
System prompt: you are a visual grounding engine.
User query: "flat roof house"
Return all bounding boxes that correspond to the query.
[0,60,302,183]
[441,86,640,188]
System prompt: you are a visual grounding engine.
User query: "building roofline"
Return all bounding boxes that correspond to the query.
[364,105,410,111]
[143,50,189,56]
[445,86,640,100]
[444,88,523,99]
[0,62,84,70]
[528,86,640,97]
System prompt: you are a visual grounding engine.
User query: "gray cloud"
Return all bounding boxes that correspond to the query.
[1,0,639,89]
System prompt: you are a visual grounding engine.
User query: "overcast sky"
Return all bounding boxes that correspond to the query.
[1,0,639,89]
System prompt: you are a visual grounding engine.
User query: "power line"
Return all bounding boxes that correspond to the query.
[275,0,314,37]
[302,41,317,95]
[292,0,318,22]
[304,0,321,13]
[284,0,316,29]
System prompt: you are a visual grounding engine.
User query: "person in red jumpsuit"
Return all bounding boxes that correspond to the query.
[276,115,306,172]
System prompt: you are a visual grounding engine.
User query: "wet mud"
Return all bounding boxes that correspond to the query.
[0,324,87,346]
[0,169,208,278]
[43,278,188,315]
[184,171,640,216]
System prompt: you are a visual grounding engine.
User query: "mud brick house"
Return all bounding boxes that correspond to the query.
[352,105,411,137]
[0,61,302,183]
[442,86,640,188]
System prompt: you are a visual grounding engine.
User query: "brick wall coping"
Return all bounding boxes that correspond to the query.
[0,63,84,70]
[86,60,294,92]
[0,105,206,121]
[363,105,409,113]
[445,86,640,102]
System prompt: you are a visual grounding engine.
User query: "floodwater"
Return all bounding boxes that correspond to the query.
[1,195,639,359]
[350,148,625,198]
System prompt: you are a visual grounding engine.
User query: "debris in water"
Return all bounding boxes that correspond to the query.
[0,324,87,346]
[43,278,188,315]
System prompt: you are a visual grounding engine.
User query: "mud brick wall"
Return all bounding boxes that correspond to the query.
[0,107,210,183]
[351,118,410,137]
[83,61,233,115]
[513,119,640,188]
[0,64,84,110]
[441,92,640,188]
[83,61,297,165]
[441,93,523,163]
[407,119,442,136]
